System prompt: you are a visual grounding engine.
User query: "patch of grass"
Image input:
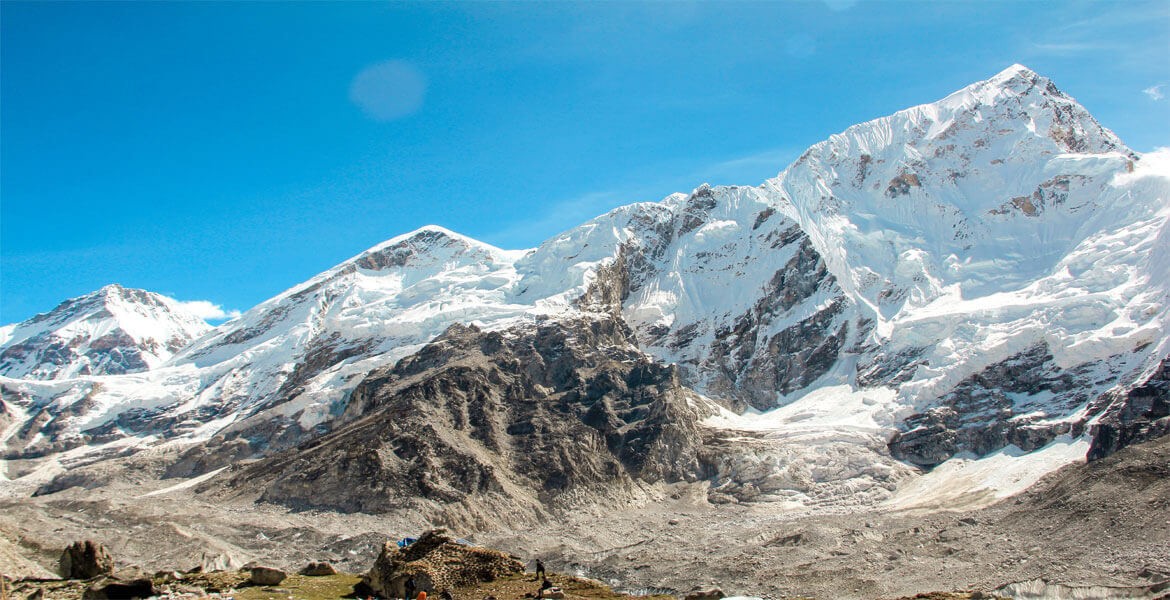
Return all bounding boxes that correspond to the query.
[228,573,364,600]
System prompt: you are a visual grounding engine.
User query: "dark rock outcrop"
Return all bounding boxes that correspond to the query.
[210,316,716,522]
[60,540,115,579]
[704,237,849,409]
[300,561,339,576]
[1088,357,1170,460]
[889,344,1099,467]
[82,576,155,600]
[684,588,726,600]
[249,566,287,585]
[362,529,523,599]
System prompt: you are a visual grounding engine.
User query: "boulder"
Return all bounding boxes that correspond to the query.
[684,589,725,600]
[81,576,155,599]
[362,529,524,598]
[300,561,339,576]
[60,540,115,579]
[249,566,287,585]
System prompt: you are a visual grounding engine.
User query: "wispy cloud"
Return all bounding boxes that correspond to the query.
[1030,41,1116,56]
[1144,84,1165,101]
[349,60,427,121]
[1052,3,1170,34]
[691,148,800,186]
[486,190,635,249]
[177,299,241,322]
[485,147,800,249]
[1024,2,1169,68]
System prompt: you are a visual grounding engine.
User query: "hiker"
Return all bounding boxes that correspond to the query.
[404,575,417,600]
[537,577,553,598]
[535,558,546,580]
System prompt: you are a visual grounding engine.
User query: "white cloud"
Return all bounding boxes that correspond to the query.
[1143,84,1165,101]
[350,60,427,121]
[177,300,242,322]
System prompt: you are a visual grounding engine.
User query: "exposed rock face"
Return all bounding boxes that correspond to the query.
[249,566,287,585]
[564,186,855,412]
[60,540,115,579]
[889,343,1168,468]
[300,561,339,576]
[212,317,716,521]
[1088,357,1170,460]
[889,344,1096,467]
[362,529,523,598]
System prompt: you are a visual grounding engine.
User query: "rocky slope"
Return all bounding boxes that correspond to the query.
[200,316,717,528]
[0,435,1165,599]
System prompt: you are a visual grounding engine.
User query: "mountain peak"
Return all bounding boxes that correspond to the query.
[989,63,1040,85]
[393,224,463,243]
[0,286,211,379]
[355,224,504,261]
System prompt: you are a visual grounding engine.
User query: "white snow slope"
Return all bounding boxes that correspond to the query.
[2,65,1167,508]
[769,65,1168,411]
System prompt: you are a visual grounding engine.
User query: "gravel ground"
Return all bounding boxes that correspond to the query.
[0,437,1167,599]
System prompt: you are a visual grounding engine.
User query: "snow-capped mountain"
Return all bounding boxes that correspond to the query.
[513,183,854,411]
[762,65,1169,465]
[2,65,1167,511]
[0,285,211,380]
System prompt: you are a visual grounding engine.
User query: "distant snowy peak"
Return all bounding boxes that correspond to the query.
[166,221,533,425]
[0,284,212,379]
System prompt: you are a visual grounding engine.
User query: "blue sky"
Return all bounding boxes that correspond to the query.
[2,1,1168,324]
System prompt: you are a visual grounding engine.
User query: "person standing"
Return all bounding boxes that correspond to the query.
[535,559,546,580]
[404,575,416,600]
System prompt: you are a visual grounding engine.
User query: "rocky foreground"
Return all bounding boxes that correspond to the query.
[3,529,1019,600]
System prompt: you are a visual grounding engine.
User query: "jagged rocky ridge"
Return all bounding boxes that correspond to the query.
[204,316,718,526]
[2,65,1168,517]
